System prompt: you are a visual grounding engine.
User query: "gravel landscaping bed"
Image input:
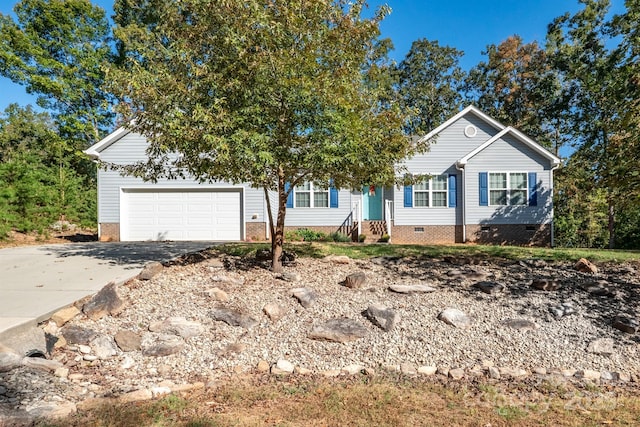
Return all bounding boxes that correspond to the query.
[1,249,639,422]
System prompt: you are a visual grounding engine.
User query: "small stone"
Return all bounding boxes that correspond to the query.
[575,258,598,273]
[600,371,617,381]
[438,308,472,329]
[365,304,400,332]
[488,366,501,379]
[531,279,561,291]
[50,306,81,327]
[587,338,615,355]
[562,369,577,377]
[308,318,368,343]
[280,271,301,282]
[54,367,69,378]
[417,366,437,376]
[400,363,417,376]
[210,307,258,329]
[290,287,317,308]
[82,282,125,320]
[342,364,364,375]
[205,287,229,302]
[263,303,286,322]
[503,319,539,332]
[78,344,91,354]
[618,372,631,382]
[148,317,205,339]
[68,373,84,381]
[295,366,313,375]
[576,370,600,381]
[271,359,294,374]
[83,354,98,361]
[114,330,142,352]
[256,360,270,372]
[212,274,245,286]
[142,335,185,357]
[449,368,465,380]
[499,367,528,378]
[139,262,163,280]
[119,389,153,403]
[533,367,547,375]
[343,272,367,289]
[474,281,505,294]
[612,316,640,334]
[437,366,449,376]
[323,255,351,264]
[549,302,576,319]
[389,284,437,294]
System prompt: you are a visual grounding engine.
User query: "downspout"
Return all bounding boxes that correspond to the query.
[455,161,466,243]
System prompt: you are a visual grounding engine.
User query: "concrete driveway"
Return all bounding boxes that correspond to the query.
[0,242,214,341]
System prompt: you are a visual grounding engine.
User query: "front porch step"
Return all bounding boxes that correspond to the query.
[360,220,387,242]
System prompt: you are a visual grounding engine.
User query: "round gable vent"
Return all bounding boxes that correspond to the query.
[464,124,477,138]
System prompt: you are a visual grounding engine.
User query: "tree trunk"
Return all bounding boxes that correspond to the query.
[607,198,615,249]
[271,173,288,273]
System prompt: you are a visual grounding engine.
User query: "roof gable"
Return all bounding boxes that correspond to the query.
[456,126,560,167]
[84,127,131,159]
[418,105,505,143]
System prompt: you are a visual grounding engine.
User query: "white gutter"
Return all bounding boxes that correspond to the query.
[455,161,466,243]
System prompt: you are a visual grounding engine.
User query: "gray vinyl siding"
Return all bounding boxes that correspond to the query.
[95,132,265,224]
[465,134,554,225]
[284,189,360,227]
[394,112,497,226]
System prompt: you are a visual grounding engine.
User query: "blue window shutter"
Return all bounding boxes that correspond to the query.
[528,172,538,206]
[448,174,457,208]
[330,187,339,208]
[285,182,293,208]
[479,172,488,206]
[404,185,413,207]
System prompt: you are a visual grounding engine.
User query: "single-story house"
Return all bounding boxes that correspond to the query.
[84,105,560,245]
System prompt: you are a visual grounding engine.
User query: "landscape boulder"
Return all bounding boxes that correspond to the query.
[365,304,400,332]
[575,258,598,274]
[82,282,124,320]
[308,318,368,343]
[437,308,471,329]
[209,307,258,329]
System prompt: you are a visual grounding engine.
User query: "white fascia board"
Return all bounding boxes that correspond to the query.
[456,126,562,167]
[84,126,132,159]
[416,105,506,144]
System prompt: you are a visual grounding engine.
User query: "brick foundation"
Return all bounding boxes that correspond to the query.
[246,222,267,241]
[390,224,463,244]
[466,224,551,246]
[99,223,120,242]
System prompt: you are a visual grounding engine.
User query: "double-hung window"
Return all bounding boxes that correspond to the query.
[489,172,527,206]
[294,182,329,208]
[414,175,448,207]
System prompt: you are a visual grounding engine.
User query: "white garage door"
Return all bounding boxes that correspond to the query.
[121,189,242,241]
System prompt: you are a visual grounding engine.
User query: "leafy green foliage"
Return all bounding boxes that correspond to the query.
[396,39,466,134]
[110,0,416,271]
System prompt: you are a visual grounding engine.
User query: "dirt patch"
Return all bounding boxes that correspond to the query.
[0,229,97,249]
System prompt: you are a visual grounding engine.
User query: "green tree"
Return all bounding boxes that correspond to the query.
[0,0,114,147]
[396,39,466,134]
[110,0,417,271]
[547,0,636,248]
[464,35,565,150]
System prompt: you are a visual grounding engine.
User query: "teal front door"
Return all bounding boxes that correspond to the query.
[363,186,383,220]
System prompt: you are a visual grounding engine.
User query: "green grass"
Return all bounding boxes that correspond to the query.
[215,242,640,264]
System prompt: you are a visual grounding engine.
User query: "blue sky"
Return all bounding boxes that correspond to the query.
[0,0,626,117]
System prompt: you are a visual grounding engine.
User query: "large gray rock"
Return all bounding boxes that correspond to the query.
[587,338,615,355]
[365,304,400,331]
[61,325,97,345]
[139,261,163,280]
[343,272,367,289]
[437,308,471,329]
[210,307,258,329]
[90,335,119,360]
[142,335,185,357]
[389,284,436,294]
[114,330,142,352]
[308,318,368,343]
[291,287,317,308]
[149,317,204,339]
[0,344,22,372]
[503,318,539,332]
[82,282,125,321]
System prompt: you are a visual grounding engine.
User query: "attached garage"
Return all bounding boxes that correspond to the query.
[120,188,243,241]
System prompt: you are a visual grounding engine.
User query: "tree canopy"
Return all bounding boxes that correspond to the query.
[110,0,416,270]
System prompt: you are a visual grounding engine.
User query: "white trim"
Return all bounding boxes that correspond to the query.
[456,126,561,167]
[84,127,132,159]
[417,105,505,144]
